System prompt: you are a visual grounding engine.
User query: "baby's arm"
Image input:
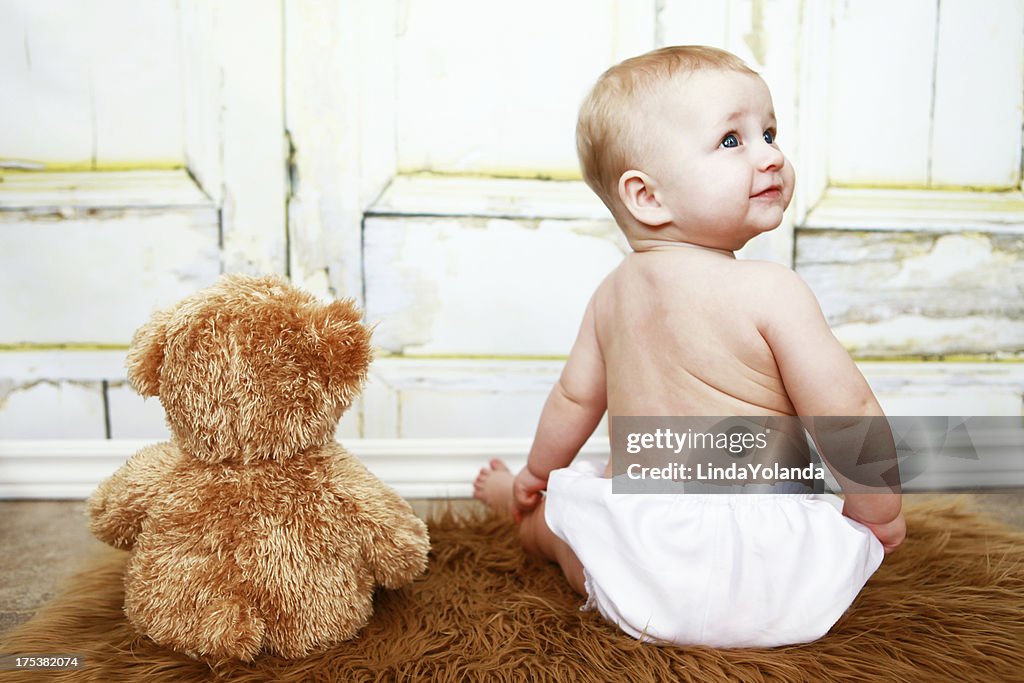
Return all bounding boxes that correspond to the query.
[755,265,904,552]
[515,296,607,517]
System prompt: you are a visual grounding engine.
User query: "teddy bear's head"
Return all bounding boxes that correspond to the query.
[125,275,372,463]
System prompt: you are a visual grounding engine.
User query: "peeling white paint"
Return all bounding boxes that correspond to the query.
[798,229,1023,356]
[0,207,219,344]
[364,215,623,356]
[0,380,106,438]
[835,315,1024,357]
[0,350,127,382]
[886,234,1015,288]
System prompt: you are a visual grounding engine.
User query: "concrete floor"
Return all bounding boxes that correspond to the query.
[1,493,1022,639]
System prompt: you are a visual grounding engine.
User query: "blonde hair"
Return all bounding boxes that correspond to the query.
[576,45,758,221]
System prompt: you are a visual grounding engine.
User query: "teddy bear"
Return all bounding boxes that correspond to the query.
[87,274,430,662]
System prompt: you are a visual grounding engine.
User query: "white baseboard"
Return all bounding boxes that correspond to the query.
[0,435,1020,500]
[0,438,609,500]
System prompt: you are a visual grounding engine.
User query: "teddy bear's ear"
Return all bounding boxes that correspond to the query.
[310,298,374,404]
[125,308,171,397]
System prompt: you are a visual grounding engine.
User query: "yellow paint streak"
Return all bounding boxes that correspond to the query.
[850,355,1023,363]
[373,351,569,361]
[1,161,184,173]
[395,168,583,182]
[831,181,1022,194]
[0,343,128,352]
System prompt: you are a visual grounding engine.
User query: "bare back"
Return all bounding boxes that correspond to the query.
[593,248,796,417]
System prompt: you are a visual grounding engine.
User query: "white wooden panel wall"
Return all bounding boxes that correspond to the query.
[364,216,624,356]
[1,0,1022,482]
[395,0,655,177]
[828,0,937,186]
[285,0,396,301]
[0,171,219,345]
[797,230,1024,356]
[829,0,1023,189]
[931,0,1024,188]
[0,352,122,439]
[179,0,288,275]
[0,2,287,449]
[360,360,569,438]
[0,0,184,169]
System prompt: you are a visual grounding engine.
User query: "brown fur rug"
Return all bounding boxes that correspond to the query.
[1,498,1022,682]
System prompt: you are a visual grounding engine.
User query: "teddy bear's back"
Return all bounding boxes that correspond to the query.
[125,447,379,658]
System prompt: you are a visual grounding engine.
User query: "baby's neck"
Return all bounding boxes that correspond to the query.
[630,238,736,258]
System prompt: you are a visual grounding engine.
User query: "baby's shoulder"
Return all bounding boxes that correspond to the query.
[731,258,796,278]
[724,261,822,330]
[730,259,808,295]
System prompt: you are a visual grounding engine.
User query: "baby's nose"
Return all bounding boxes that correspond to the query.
[756,142,785,171]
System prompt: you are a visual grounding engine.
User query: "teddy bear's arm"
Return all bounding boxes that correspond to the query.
[333,456,431,589]
[87,441,179,549]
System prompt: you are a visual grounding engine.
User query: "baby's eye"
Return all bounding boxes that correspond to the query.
[763,129,776,144]
[721,133,739,149]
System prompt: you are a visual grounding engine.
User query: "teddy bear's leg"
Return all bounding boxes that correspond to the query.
[260,562,376,657]
[124,549,267,662]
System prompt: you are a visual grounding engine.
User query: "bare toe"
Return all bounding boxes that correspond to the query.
[473,461,515,515]
[472,468,490,500]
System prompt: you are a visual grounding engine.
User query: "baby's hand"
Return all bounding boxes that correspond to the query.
[854,511,906,554]
[512,467,547,523]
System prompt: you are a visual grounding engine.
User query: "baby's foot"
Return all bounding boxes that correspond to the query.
[473,458,515,518]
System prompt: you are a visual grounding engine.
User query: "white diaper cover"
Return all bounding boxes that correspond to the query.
[544,460,884,648]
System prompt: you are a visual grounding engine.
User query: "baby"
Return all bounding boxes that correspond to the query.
[474,45,906,648]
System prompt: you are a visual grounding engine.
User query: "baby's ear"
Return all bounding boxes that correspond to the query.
[309,299,374,405]
[125,308,172,397]
[618,170,673,228]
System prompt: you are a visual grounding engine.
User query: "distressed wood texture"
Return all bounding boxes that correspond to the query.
[0,351,118,438]
[363,176,798,358]
[284,0,396,302]
[804,188,1024,233]
[793,0,831,224]
[0,381,107,439]
[0,0,183,169]
[179,0,287,276]
[861,362,1024,416]
[395,0,652,177]
[1,355,1021,440]
[796,230,1024,357]
[363,213,626,356]
[362,359,571,438]
[931,0,1024,188]
[828,0,937,186]
[828,0,1023,189]
[371,176,609,220]
[0,170,219,345]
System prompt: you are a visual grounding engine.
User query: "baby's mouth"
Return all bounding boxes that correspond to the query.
[751,186,782,200]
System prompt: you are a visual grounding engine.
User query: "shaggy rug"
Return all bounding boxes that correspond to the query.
[1,498,1022,683]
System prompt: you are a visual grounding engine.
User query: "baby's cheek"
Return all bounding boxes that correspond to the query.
[782,162,796,203]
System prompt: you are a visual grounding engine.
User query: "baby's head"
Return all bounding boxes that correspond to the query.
[577,45,794,251]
